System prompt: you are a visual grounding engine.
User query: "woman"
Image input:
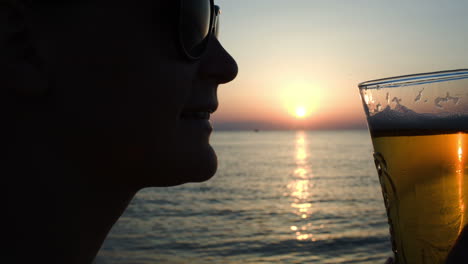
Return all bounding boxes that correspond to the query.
[6,1,467,264]
[5,0,237,263]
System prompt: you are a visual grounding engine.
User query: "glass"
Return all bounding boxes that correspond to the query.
[179,0,220,60]
[359,69,468,264]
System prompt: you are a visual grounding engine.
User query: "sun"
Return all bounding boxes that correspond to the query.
[279,79,320,120]
[295,106,307,118]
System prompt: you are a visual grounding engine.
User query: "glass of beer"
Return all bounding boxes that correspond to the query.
[359,69,468,264]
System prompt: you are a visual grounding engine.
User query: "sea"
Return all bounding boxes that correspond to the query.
[95,130,393,264]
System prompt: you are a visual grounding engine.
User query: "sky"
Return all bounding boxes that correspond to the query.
[212,0,468,130]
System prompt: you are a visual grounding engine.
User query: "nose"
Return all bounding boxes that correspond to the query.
[198,37,238,84]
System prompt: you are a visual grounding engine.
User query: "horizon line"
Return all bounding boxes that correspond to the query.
[214,127,369,132]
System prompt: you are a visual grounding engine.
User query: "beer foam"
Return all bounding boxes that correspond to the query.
[368,105,468,136]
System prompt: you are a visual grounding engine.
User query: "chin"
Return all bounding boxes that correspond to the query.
[184,144,218,183]
[145,144,218,187]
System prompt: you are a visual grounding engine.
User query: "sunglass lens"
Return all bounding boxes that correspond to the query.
[213,6,220,38]
[180,0,212,58]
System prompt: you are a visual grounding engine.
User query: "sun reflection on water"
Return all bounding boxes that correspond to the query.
[288,131,316,241]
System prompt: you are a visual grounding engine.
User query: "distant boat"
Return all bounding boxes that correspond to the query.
[254,129,260,133]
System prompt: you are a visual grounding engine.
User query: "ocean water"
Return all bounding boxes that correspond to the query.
[96,130,392,264]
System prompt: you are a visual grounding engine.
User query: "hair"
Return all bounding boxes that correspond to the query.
[2,0,50,98]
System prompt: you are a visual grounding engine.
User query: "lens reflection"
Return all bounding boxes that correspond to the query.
[213,6,220,38]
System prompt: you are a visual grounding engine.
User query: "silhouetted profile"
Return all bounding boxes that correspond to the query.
[4,1,237,263]
[4,1,466,264]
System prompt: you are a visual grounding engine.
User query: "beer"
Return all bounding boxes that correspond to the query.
[360,69,468,263]
[372,130,468,264]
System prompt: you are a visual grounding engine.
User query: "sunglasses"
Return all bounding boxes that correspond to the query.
[179,0,220,60]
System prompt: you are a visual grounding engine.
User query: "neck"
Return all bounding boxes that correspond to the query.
[10,111,139,263]
[59,184,136,264]
[9,144,137,264]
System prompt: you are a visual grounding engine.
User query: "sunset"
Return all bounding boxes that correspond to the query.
[295,106,307,119]
[11,1,467,264]
[212,0,468,131]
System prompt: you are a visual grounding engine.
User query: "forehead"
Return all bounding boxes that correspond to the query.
[24,1,183,58]
[26,1,180,30]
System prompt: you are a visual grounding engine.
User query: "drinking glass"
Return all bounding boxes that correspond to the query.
[359,69,468,264]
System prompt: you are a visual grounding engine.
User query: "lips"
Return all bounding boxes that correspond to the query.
[180,102,218,120]
[180,111,211,120]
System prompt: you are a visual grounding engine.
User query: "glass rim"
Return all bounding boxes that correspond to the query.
[358,69,468,90]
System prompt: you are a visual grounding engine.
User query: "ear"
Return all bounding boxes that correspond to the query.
[1,0,49,97]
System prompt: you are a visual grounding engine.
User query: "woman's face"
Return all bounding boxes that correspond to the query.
[32,1,237,188]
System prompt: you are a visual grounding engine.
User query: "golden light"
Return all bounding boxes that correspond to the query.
[287,131,316,242]
[296,106,307,118]
[457,132,465,234]
[279,79,321,119]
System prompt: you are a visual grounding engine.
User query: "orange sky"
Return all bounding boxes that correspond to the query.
[212,0,468,130]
